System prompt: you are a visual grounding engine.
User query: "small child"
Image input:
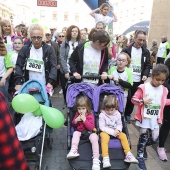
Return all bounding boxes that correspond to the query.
[132,64,170,170]
[99,95,138,169]
[108,52,133,113]
[90,3,117,27]
[67,95,100,170]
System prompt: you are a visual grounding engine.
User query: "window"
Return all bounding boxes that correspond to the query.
[75,13,79,22]
[64,13,68,21]
[53,11,57,20]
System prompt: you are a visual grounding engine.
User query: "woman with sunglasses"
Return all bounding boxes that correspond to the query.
[14,23,57,93]
[60,25,81,104]
[56,32,65,48]
[69,30,110,84]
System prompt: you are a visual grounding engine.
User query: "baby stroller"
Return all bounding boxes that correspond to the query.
[66,81,97,170]
[14,79,53,170]
[93,83,131,170]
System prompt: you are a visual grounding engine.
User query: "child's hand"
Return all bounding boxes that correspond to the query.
[80,114,86,122]
[0,78,6,87]
[143,98,152,105]
[107,75,113,80]
[75,115,82,123]
[113,129,120,137]
[113,77,119,83]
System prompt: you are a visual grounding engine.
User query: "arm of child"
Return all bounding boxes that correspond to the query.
[99,113,115,136]
[72,113,81,127]
[82,114,95,131]
[0,67,13,87]
[115,111,123,132]
[90,8,100,18]
[109,10,118,22]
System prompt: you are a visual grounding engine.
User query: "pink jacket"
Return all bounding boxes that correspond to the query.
[72,112,95,132]
[132,84,170,124]
[99,110,122,136]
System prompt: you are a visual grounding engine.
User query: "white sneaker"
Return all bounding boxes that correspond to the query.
[59,89,63,94]
[67,149,79,159]
[92,158,100,170]
[103,156,111,168]
[124,152,139,164]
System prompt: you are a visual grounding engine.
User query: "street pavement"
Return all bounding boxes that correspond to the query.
[38,86,170,170]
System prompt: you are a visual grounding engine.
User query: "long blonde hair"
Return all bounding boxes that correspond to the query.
[1,19,14,36]
[116,35,128,53]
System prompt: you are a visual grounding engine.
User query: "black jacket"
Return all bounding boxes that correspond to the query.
[14,41,57,87]
[69,41,109,84]
[122,43,151,79]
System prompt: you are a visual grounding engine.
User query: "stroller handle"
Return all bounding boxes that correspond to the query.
[69,75,101,81]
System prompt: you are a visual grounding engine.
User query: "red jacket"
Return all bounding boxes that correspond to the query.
[72,112,95,132]
[0,92,29,170]
[132,83,170,124]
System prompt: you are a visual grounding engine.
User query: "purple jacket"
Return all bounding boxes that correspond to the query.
[93,84,124,113]
[66,83,95,108]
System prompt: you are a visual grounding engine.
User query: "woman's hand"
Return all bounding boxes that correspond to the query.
[65,73,70,79]
[0,77,6,87]
[101,72,108,80]
[73,72,81,79]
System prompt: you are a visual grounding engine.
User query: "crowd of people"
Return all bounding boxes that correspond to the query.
[0,2,170,170]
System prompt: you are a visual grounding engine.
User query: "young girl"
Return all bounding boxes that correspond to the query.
[108,52,133,112]
[67,95,100,170]
[90,3,117,27]
[132,64,170,170]
[99,95,138,169]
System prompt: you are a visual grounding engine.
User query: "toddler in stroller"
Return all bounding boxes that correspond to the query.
[99,95,138,168]
[66,82,100,170]
[15,79,53,170]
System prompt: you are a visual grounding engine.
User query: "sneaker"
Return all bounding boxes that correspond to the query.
[92,158,100,170]
[137,157,147,170]
[157,147,168,161]
[124,152,139,164]
[67,149,79,159]
[103,156,111,168]
[59,89,63,94]
[143,147,148,160]
[126,116,131,124]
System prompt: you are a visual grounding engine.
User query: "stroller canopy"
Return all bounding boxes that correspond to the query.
[93,84,124,113]
[66,83,95,108]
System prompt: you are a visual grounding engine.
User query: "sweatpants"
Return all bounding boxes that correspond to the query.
[100,132,130,157]
[71,131,99,158]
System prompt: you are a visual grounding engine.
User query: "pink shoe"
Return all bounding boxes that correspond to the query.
[157,147,168,161]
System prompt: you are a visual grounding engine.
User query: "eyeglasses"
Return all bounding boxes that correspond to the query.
[14,42,22,45]
[59,35,64,38]
[72,43,75,50]
[45,34,51,37]
[117,58,127,62]
[31,36,42,41]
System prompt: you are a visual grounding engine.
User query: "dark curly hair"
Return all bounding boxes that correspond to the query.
[65,25,81,41]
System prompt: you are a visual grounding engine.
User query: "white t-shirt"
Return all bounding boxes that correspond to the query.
[130,47,142,82]
[10,51,18,66]
[4,36,13,53]
[136,82,163,130]
[83,42,101,84]
[28,46,46,85]
[94,13,113,25]
[0,56,5,77]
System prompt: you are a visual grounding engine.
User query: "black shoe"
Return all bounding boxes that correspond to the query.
[143,147,148,159]
[137,157,147,170]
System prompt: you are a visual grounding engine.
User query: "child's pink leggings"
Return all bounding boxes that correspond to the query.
[71,131,99,158]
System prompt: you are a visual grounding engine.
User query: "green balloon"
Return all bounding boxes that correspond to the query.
[32,106,42,116]
[40,105,65,129]
[12,94,40,114]
[32,18,39,23]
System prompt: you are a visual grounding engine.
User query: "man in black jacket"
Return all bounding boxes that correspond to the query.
[122,30,151,123]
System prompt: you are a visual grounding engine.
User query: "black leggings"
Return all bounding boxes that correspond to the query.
[159,106,170,147]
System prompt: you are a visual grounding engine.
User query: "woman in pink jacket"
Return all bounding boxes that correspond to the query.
[67,95,100,170]
[132,64,170,170]
[99,95,138,169]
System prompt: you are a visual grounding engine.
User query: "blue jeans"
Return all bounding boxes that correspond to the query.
[0,77,9,107]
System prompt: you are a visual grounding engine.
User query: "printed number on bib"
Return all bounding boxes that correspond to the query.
[132,65,141,75]
[144,105,160,119]
[26,58,44,73]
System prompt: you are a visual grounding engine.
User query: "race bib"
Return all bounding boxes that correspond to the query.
[131,65,141,75]
[144,105,160,119]
[26,58,44,73]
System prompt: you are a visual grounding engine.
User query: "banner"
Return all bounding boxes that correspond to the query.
[37,0,57,7]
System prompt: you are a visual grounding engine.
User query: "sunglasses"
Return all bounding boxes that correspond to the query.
[59,35,65,38]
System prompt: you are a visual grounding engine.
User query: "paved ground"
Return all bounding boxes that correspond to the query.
[32,86,170,170]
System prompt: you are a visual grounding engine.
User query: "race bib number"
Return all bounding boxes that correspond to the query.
[132,65,141,75]
[26,58,44,73]
[144,105,160,119]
